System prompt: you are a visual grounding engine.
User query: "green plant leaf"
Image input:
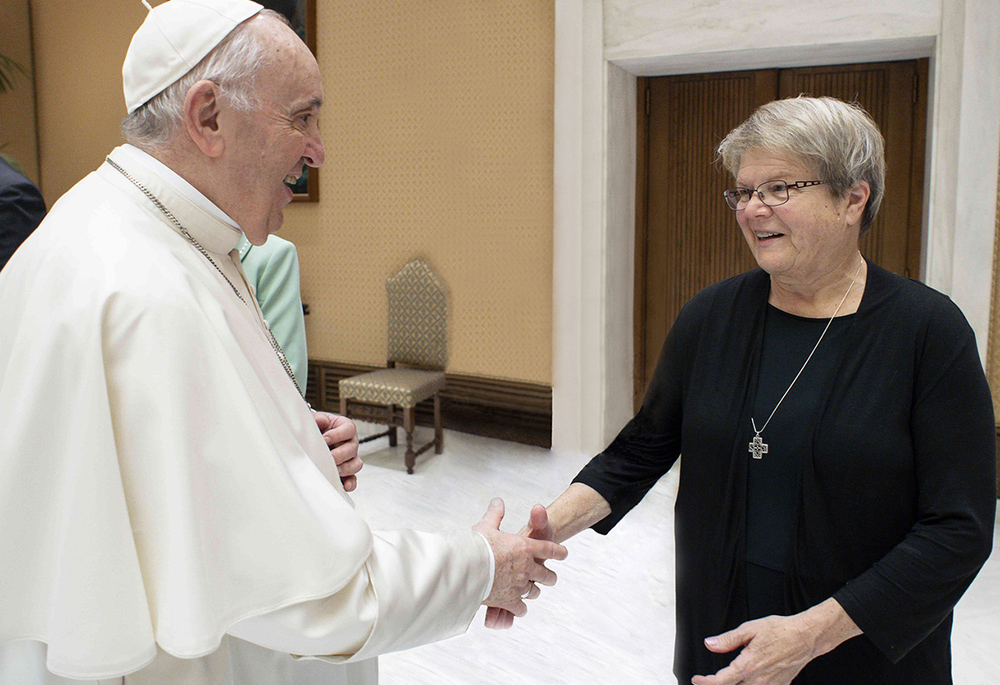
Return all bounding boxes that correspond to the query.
[0,53,28,94]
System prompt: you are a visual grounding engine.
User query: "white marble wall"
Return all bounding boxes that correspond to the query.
[603,62,637,441]
[551,0,607,453]
[552,0,1000,453]
[604,0,940,73]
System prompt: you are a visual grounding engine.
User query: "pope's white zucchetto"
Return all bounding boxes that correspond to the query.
[123,0,264,115]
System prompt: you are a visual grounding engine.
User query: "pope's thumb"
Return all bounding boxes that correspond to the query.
[481,497,505,530]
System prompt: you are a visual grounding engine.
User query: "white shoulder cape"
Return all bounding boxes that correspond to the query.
[0,148,488,681]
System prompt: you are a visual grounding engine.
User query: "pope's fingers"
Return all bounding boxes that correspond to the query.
[324,426,358,448]
[531,562,558,587]
[341,475,358,492]
[331,440,362,465]
[330,440,360,464]
[322,415,358,440]
[522,582,542,600]
[484,606,514,630]
[336,455,363,477]
[312,411,333,432]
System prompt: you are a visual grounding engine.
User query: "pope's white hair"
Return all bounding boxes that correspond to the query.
[120,9,289,149]
[717,96,886,236]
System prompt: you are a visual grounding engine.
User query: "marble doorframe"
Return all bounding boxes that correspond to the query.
[551,0,1000,453]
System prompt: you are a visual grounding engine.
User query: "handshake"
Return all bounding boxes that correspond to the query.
[472,498,565,630]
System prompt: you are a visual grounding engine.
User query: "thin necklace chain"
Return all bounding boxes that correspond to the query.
[106,157,304,397]
[751,253,863,445]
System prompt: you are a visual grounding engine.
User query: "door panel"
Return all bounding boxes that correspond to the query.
[638,71,774,403]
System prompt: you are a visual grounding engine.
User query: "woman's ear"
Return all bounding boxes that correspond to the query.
[182,80,225,158]
[844,180,871,227]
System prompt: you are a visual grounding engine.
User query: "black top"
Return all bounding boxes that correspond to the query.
[574,264,996,684]
[746,307,853,617]
[0,157,46,272]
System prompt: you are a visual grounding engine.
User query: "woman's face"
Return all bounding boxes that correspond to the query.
[734,148,865,286]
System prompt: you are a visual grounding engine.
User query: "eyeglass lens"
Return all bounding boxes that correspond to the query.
[724,181,790,210]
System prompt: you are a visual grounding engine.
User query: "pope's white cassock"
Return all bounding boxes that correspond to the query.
[0,145,493,684]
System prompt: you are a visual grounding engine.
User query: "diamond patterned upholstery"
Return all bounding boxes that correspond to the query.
[387,259,447,368]
[338,367,446,408]
[339,259,447,473]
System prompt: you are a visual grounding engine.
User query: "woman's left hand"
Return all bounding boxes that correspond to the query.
[691,598,861,685]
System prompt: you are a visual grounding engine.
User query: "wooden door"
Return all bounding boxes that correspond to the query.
[634,60,928,408]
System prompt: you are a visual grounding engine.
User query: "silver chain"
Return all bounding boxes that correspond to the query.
[106,157,304,397]
[751,253,863,441]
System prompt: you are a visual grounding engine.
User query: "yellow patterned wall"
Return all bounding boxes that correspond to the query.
[32,0,147,205]
[279,1,554,385]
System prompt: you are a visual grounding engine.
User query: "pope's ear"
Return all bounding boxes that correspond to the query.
[183,80,225,158]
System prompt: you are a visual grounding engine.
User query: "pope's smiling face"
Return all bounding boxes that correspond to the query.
[225,17,325,245]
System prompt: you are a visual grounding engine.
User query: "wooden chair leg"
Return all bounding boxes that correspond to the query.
[434,393,443,454]
[339,397,347,415]
[404,406,415,474]
[388,403,398,446]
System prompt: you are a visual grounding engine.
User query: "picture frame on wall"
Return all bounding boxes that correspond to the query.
[260,0,318,202]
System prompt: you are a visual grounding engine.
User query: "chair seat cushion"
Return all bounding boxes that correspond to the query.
[339,368,446,407]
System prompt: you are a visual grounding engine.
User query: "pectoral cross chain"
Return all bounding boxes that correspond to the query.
[749,434,768,460]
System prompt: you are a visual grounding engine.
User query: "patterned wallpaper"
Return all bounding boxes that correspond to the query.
[279,0,554,384]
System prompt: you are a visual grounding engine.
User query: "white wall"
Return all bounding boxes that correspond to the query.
[551,0,606,453]
[552,0,1000,453]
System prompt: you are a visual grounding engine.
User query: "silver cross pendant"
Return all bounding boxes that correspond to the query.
[749,434,768,460]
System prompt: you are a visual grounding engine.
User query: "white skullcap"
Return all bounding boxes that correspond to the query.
[123,0,264,114]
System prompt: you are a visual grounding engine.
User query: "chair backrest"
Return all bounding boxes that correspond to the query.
[386,259,447,369]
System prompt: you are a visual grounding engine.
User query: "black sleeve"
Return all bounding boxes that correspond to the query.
[0,176,47,271]
[833,294,997,662]
[573,288,708,534]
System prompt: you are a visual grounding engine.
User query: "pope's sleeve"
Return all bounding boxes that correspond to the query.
[227,529,493,660]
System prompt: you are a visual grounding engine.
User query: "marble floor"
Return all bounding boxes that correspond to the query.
[350,425,1000,685]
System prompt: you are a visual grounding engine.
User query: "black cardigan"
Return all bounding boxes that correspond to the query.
[575,264,996,684]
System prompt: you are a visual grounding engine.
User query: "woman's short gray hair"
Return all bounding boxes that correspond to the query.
[717,96,886,236]
[120,9,288,149]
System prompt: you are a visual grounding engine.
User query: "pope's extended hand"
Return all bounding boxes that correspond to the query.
[473,499,567,629]
[483,504,551,629]
[313,412,362,492]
